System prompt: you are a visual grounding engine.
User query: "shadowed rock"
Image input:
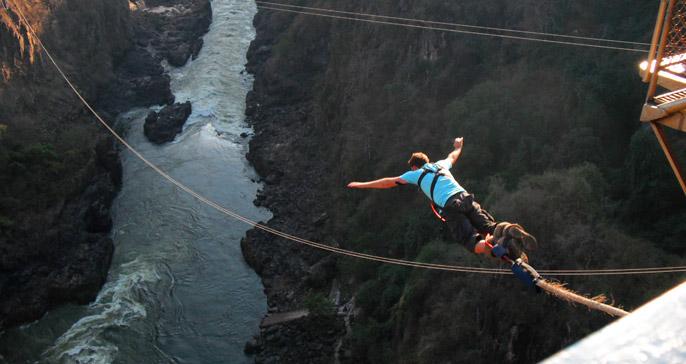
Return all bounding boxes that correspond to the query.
[144,101,192,144]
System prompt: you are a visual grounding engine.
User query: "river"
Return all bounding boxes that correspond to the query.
[0,1,269,363]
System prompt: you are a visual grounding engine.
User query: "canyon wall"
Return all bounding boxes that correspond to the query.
[243,1,685,362]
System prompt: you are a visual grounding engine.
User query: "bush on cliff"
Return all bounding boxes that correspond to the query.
[304,292,336,317]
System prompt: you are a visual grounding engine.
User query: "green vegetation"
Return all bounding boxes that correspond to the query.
[1,142,66,207]
[345,165,682,363]
[304,292,336,317]
[0,215,13,229]
[266,0,685,362]
[0,121,100,237]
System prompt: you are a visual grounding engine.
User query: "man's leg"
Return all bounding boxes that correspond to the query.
[455,193,497,235]
[443,209,482,253]
[460,194,537,250]
[455,194,534,260]
[466,200,497,235]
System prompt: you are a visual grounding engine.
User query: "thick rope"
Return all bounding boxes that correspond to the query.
[6,4,685,279]
[537,280,629,317]
[255,4,649,53]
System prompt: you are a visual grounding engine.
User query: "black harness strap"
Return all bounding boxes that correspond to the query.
[417,168,432,190]
[429,172,441,204]
[415,165,454,221]
[417,166,445,206]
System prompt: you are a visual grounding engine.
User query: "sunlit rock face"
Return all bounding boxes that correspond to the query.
[0,0,43,82]
[0,0,131,111]
[543,282,686,364]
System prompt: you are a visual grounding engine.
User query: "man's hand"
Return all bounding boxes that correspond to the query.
[453,137,464,149]
[446,137,464,166]
[347,182,362,188]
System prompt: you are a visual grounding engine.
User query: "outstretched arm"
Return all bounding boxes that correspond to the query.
[347,176,406,189]
[445,137,464,167]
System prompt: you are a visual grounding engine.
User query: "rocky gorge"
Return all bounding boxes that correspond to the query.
[1,0,684,363]
[0,0,210,330]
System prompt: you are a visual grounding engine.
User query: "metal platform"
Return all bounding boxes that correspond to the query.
[639,0,686,195]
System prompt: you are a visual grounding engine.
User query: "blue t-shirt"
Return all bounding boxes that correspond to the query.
[399,159,466,208]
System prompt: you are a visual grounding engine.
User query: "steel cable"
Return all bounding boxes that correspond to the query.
[256,1,650,47]
[255,4,649,53]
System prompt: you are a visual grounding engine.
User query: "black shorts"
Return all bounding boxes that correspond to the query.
[441,192,497,252]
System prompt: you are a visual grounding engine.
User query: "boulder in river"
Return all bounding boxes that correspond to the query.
[144,101,192,144]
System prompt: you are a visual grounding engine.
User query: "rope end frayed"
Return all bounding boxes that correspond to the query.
[538,280,629,317]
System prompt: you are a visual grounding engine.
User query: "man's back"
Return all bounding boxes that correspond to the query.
[399,159,466,208]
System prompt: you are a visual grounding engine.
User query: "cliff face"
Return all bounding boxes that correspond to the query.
[0,0,211,330]
[244,1,685,362]
[0,0,131,113]
[0,0,130,330]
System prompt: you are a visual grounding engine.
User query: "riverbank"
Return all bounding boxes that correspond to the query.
[241,8,349,363]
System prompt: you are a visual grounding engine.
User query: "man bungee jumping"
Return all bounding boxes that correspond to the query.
[347,137,537,261]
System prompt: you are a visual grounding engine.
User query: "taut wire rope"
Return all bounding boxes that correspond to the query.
[256,1,650,47]
[5,4,686,278]
[255,3,649,53]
